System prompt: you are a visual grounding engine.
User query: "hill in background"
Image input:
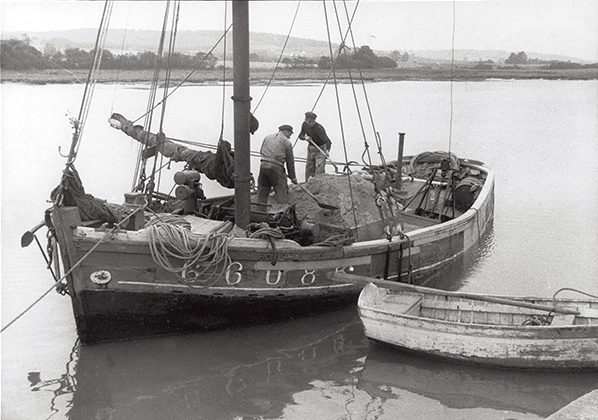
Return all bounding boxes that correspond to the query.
[1,28,587,64]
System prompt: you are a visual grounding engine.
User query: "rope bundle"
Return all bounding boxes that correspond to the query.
[147,218,232,283]
[247,223,285,240]
[145,213,191,230]
[311,232,355,247]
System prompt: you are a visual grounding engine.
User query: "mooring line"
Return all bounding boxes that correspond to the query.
[552,287,598,303]
[1,206,145,334]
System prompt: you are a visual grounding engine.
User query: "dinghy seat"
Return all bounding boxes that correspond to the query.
[387,294,423,316]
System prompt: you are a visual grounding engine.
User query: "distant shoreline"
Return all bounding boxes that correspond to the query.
[2,67,597,84]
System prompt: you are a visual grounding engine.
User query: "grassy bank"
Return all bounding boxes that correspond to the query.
[2,67,597,85]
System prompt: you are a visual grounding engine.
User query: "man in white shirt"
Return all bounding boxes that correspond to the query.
[257,125,298,205]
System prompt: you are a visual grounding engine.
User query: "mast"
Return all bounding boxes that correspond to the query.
[232,0,251,228]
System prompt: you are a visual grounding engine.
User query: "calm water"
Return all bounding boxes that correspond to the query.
[2,80,597,419]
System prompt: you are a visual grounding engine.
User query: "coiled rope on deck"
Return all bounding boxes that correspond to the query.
[247,223,285,241]
[146,216,232,282]
[246,223,285,266]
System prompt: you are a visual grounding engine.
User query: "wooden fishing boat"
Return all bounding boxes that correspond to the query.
[333,273,598,369]
[26,1,494,343]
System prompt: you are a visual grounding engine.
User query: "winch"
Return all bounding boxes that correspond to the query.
[172,170,206,214]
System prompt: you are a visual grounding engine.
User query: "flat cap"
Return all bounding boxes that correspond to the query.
[304,111,317,119]
[278,124,293,133]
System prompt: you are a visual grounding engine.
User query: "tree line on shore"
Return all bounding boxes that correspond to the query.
[1,38,398,71]
[504,51,597,69]
[1,38,220,71]
[2,37,596,72]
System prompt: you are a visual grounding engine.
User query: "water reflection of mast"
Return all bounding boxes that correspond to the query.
[27,338,80,419]
[185,320,363,397]
[67,312,367,419]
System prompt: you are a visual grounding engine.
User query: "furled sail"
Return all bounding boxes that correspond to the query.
[109,113,235,188]
[51,165,127,223]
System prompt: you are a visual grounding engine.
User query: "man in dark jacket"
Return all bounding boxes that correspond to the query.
[257,125,298,205]
[299,111,331,180]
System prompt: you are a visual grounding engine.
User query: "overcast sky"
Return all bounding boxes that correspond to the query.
[1,0,597,61]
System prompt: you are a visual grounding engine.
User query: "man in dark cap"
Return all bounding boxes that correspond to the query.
[257,124,298,205]
[299,111,332,180]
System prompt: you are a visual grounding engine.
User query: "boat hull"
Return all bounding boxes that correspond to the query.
[77,289,358,343]
[361,314,598,369]
[52,162,495,343]
[358,283,598,369]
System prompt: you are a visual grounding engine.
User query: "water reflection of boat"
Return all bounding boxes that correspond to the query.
[358,343,598,418]
[26,341,79,418]
[58,308,368,419]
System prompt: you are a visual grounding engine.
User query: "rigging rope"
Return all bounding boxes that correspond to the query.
[0,206,146,334]
[338,0,379,169]
[158,1,180,135]
[65,0,113,166]
[124,7,231,188]
[110,2,132,114]
[252,1,302,114]
[322,0,360,239]
[134,0,172,192]
[302,5,358,117]
[153,135,335,167]
[151,0,181,195]
[311,0,360,103]
[333,0,373,169]
[448,0,456,155]
[291,0,360,157]
[219,0,229,141]
[132,23,233,124]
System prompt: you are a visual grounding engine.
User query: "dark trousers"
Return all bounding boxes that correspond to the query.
[257,162,288,205]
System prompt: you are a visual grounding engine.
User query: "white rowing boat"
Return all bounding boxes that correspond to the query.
[332,273,598,369]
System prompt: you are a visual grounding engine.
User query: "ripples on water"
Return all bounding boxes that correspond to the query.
[18,310,598,420]
[2,80,597,419]
[20,308,598,420]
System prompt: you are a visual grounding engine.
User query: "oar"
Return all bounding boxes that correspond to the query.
[290,176,338,210]
[329,272,581,316]
[21,220,46,248]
